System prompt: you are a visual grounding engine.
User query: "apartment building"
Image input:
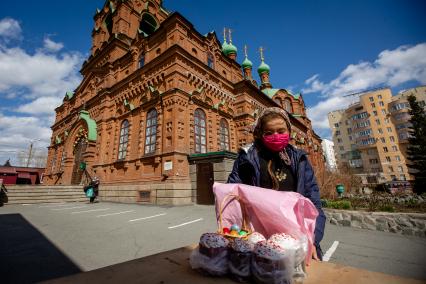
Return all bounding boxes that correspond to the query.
[329,87,414,184]
[389,86,426,180]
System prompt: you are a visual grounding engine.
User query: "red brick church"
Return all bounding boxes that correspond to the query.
[44,0,324,205]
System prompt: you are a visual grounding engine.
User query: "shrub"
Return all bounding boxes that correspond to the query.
[323,200,351,210]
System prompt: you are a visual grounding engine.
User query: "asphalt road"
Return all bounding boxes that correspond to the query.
[0,202,425,283]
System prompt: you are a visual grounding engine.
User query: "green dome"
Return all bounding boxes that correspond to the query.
[241,57,253,69]
[223,42,237,56]
[257,60,270,75]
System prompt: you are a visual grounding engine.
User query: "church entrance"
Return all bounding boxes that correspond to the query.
[71,139,87,185]
[196,163,214,205]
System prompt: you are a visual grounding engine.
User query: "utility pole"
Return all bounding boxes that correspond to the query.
[26,142,33,167]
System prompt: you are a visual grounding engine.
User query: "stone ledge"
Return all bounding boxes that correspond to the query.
[324,209,426,238]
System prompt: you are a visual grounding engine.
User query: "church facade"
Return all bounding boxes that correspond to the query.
[44,0,324,205]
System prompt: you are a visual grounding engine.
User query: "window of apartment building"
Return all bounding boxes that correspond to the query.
[349,136,353,141]
[334,123,339,128]
[382,109,387,115]
[145,109,158,154]
[373,110,378,116]
[345,120,349,125]
[367,149,376,155]
[369,158,379,164]
[392,145,398,152]
[388,166,394,172]
[379,101,384,106]
[194,108,207,153]
[118,119,130,160]
[339,146,344,151]
[378,95,382,99]
[380,137,386,143]
[371,103,375,108]
[335,130,341,136]
[386,156,391,162]
[387,127,392,133]
[347,128,352,134]
[391,175,397,180]
[384,118,390,123]
[383,146,388,152]
[219,119,230,151]
[400,174,406,181]
[337,138,342,143]
[397,166,403,172]
[378,128,383,134]
[389,136,395,142]
[375,119,380,125]
[369,97,374,102]
[395,155,401,161]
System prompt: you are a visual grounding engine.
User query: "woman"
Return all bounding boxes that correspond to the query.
[227,107,326,260]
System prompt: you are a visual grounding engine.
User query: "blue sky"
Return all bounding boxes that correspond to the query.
[1,0,426,165]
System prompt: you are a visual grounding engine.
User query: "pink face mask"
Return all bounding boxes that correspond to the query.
[262,133,290,152]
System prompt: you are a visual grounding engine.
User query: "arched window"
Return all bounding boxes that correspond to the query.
[139,13,158,36]
[219,119,230,151]
[194,109,207,153]
[284,99,293,113]
[145,109,158,154]
[207,53,214,69]
[105,13,113,35]
[138,54,145,68]
[118,120,130,160]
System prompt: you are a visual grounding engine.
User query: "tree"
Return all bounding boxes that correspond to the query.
[406,95,426,194]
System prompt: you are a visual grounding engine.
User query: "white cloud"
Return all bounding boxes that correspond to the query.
[0,113,51,166]
[304,43,426,136]
[0,18,22,40]
[42,37,64,52]
[16,96,63,114]
[0,17,83,166]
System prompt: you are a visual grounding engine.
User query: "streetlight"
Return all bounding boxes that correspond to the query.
[26,138,42,167]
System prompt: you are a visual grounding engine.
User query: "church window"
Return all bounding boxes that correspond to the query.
[284,99,293,113]
[219,119,230,151]
[145,109,158,154]
[105,13,113,36]
[118,120,129,160]
[194,109,207,153]
[140,13,158,36]
[207,53,214,69]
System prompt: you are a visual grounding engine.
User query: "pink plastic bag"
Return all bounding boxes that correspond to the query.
[213,182,318,264]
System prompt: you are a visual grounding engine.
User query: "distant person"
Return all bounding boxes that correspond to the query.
[227,107,326,260]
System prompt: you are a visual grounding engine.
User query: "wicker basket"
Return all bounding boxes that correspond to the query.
[217,194,252,239]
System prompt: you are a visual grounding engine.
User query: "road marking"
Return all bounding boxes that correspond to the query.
[128,213,166,222]
[168,218,203,229]
[71,208,110,214]
[22,204,32,206]
[51,206,87,211]
[39,203,69,208]
[323,241,339,262]
[96,210,134,217]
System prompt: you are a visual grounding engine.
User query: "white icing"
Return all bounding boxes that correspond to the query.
[200,233,229,248]
[254,240,287,260]
[247,232,266,247]
[268,233,299,250]
[230,238,252,253]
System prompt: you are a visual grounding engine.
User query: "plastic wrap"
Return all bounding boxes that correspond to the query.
[228,250,251,280]
[189,246,228,276]
[251,248,295,284]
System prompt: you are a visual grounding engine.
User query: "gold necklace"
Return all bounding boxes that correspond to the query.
[275,169,287,182]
